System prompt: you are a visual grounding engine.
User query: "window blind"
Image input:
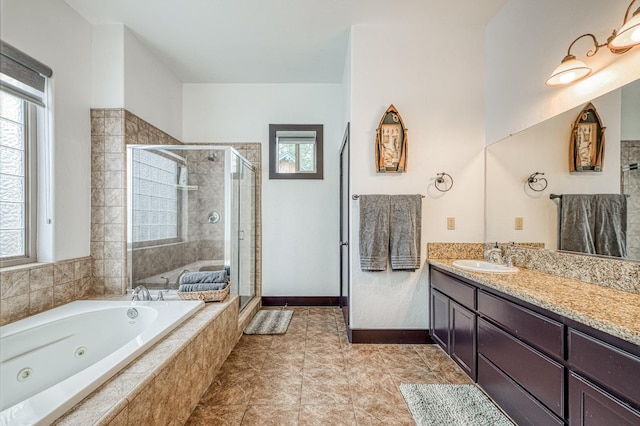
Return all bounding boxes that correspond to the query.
[0,40,53,107]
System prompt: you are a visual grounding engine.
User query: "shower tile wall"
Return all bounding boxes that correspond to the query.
[185,150,225,262]
[621,140,640,260]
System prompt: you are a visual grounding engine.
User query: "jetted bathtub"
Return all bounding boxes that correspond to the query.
[0,299,204,425]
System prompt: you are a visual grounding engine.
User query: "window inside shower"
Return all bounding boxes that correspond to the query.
[126,145,256,312]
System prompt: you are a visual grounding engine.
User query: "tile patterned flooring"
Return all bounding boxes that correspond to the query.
[186,306,472,425]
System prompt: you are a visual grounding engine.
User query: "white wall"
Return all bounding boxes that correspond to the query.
[92,25,124,107]
[182,84,343,297]
[348,22,487,329]
[124,28,183,140]
[486,0,640,145]
[90,25,183,139]
[486,89,622,247]
[1,0,93,261]
[622,79,640,140]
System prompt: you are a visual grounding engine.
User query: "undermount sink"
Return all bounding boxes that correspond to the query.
[452,259,519,273]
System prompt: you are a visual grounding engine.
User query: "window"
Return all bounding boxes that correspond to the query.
[0,91,36,265]
[130,149,179,244]
[0,41,51,267]
[269,124,323,179]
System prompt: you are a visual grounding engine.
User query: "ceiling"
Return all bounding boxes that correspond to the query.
[63,0,507,84]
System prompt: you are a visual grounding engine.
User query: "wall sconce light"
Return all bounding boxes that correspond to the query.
[546,0,640,87]
[609,0,640,49]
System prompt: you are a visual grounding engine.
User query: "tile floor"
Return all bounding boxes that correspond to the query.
[186,306,472,425]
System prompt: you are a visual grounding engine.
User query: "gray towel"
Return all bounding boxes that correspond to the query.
[178,282,228,292]
[560,195,596,254]
[389,194,422,270]
[560,194,627,258]
[359,195,390,271]
[594,194,627,258]
[178,270,228,285]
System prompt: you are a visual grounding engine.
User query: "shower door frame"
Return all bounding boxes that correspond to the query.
[339,123,350,329]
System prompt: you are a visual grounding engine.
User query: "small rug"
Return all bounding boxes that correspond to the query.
[243,309,293,334]
[399,384,514,426]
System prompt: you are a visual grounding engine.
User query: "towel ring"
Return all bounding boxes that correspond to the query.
[434,172,453,192]
[527,172,548,192]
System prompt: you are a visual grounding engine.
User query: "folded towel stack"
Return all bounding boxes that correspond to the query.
[178,282,228,292]
[178,270,229,292]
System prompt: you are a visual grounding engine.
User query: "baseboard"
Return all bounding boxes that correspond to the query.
[348,328,435,344]
[261,296,340,306]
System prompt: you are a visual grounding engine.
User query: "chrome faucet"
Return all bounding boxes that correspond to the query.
[503,254,517,267]
[485,243,503,263]
[131,285,152,301]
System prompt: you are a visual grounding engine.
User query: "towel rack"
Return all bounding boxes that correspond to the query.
[352,194,425,200]
[550,193,630,199]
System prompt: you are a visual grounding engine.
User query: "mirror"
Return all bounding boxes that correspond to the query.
[486,78,640,262]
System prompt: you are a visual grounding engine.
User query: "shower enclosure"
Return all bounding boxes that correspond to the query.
[126,145,256,311]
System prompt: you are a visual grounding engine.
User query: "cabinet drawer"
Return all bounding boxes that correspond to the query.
[431,269,475,309]
[569,373,640,426]
[478,290,563,358]
[478,355,564,426]
[478,318,564,417]
[568,329,640,408]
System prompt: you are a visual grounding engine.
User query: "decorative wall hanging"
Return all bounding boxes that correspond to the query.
[570,102,605,172]
[375,104,408,173]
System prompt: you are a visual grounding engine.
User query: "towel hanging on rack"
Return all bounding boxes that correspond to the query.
[559,194,627,258]
[358,194,422,271]
[389,194,422,270]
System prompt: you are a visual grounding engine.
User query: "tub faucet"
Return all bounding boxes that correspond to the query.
[131,285,151,301]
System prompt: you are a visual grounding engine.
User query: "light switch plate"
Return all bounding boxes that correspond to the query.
[515,217,524,230]
[447,217,455,230]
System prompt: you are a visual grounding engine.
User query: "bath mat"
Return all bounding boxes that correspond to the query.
[399,384,514,426]
[243,309,293,334]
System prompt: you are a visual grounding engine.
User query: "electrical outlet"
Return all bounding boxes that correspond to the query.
[447,217,455,230]
[515,217,524,230]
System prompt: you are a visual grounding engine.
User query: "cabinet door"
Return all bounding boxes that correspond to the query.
[431,288,450,352]
[450,300,476,380]
[569,373,640,426]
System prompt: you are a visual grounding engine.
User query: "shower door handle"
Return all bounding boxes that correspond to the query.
[239,230,245,240]
[340,241,348,246]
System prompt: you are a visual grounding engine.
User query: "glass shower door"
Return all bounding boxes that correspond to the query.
[230,151,256,312]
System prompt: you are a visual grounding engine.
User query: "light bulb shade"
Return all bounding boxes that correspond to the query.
[546,55,592,87]
[609,8,640,49]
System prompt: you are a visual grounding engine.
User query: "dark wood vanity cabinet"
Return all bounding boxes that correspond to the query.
[429,265,640,426]
[430,269,476,380]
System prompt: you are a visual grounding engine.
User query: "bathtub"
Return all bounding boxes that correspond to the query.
[0,299,204,426]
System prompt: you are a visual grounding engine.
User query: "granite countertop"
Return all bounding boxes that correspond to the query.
[428,259,640,347]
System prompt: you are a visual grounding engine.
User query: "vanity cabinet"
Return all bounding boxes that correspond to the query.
[430,269,476,380]
[429,265,640,426]
[567,329,640,425]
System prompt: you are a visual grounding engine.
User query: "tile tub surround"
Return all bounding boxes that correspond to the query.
[0,257,93,326]
[427,242,640,295]
[428,259,640,347]
[54,295,239,425]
